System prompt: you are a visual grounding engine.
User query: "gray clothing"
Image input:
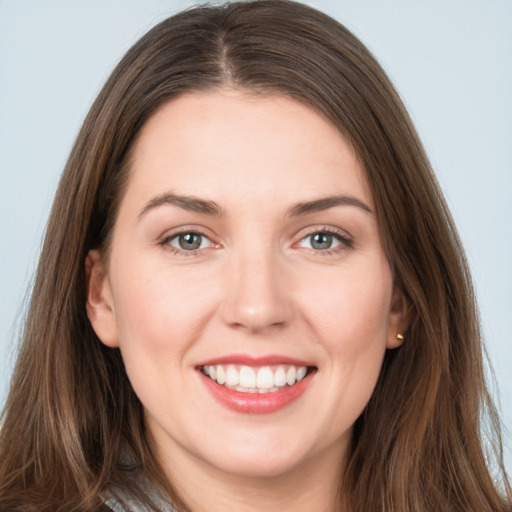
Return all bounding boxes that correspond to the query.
[105,487,177,512]
[105,497,177,512]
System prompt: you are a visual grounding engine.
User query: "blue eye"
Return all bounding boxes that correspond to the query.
[298,230,351,252]
[167,232,211,251]
[308,233,339,250]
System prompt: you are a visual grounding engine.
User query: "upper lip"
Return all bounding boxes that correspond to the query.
[196,353,315,368]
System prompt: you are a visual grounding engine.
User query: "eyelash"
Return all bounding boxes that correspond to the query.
[296,226,354,256]
[158,228,214,257]
[158,226,354,257]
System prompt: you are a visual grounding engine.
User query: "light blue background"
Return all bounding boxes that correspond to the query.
[1,0,511,470]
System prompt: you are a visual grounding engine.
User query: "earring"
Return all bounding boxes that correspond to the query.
[396,333,404,340]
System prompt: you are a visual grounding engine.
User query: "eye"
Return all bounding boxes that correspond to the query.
[297,229,352,253]
[305,232,340,251]
[165,232,212,252]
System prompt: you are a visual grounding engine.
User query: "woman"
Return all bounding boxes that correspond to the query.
[0,1,510,511]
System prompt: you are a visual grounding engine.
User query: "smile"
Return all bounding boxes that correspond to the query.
[201,364,310,393]
[197,357,317,414]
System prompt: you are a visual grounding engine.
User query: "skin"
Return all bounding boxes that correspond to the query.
[86,90,407,511]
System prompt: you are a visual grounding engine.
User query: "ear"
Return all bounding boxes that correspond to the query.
[85,250,119,348]
[386,286,410,349]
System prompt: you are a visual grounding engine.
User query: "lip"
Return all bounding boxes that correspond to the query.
[196,354,316,414]
[196,353,313,367]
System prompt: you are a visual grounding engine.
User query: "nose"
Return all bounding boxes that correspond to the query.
[220,248,293,334]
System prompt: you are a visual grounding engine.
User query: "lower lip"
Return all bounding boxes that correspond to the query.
[198,370,315,414]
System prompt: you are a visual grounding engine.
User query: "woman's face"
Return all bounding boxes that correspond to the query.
[87,90,406,481]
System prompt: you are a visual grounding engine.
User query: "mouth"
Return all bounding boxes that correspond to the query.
[199,363,315,393]
[196,356,317,414]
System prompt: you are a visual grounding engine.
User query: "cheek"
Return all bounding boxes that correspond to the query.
[108,261,222,414]
[299,261,393,352]
[110,259,220,358]
[299,266,392,436]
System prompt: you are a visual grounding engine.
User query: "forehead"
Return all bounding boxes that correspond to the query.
[123,90,373,212]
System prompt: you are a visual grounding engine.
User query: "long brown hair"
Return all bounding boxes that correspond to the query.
[0,1,510,511]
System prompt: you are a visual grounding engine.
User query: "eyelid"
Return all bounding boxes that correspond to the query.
[157,225,219,255]
[294,225,354,254]
[296,225,353,241]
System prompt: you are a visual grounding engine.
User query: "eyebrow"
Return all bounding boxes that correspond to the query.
[138,192,372,219]
[287,195,373,216]
[138,192,224,218]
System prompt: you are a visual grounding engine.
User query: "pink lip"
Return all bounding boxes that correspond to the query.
[199,372,314,414]
[197,353,314,367]
[196,355,316,414]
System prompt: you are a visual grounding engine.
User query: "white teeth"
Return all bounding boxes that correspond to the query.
[239,366,256,388]
[256,366,274,389]
[286,366,296,385]
[202,363,312,392]
[216,365,226,385]
[296,366,307,382]
[226,365,239,386]
[259,387,279,393]
[274,366,286,387]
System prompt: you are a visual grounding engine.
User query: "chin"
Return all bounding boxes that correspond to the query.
[189,429,342,480]
[205,450,309,479]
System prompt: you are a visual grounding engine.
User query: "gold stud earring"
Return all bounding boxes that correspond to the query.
[396,333,404,340]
